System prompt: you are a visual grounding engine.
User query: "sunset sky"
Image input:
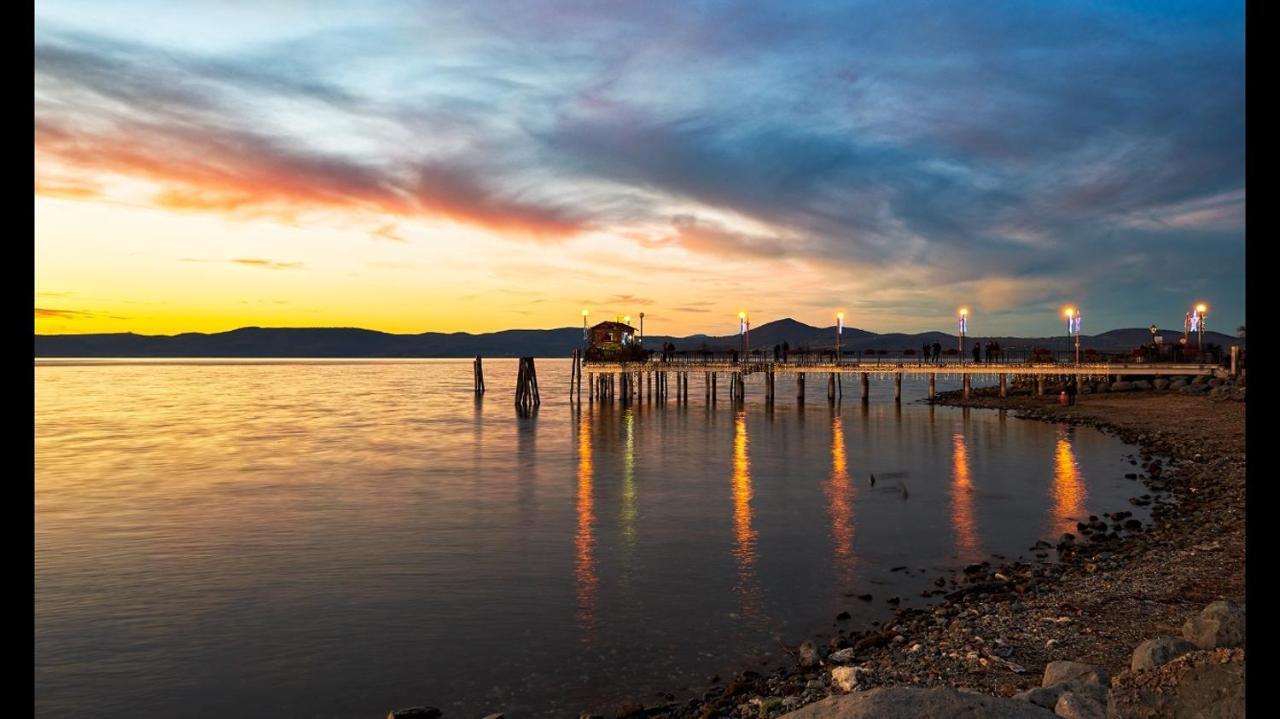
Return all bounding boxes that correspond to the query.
[35,1,1245,337]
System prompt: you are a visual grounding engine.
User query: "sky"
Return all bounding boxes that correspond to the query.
[34,1,1245,337]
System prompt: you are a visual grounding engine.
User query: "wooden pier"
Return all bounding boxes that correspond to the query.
[571,359,1217,404]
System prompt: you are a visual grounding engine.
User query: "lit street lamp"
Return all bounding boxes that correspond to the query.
[958,308,969,362]
[836,311,844,364]
[1194,303,1208,355]
[639,312,645,343]
[582,308,589,343]
[1064,307,1081,364]
[739,311,750,356]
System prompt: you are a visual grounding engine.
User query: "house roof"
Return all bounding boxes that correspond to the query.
[591,321,638,333]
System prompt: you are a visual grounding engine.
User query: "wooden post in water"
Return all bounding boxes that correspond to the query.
[705,372,711,401]
[712,372,718,403]
[861,372,869,402]
[999,373,1007,398]
[797,372,805,403]
[474,355,486,395]
[1036,376,1045,396]
[928,372,936,400]
[894,372,902,402]
[1231,345,1239,377]
[827,373,836,403]
[514,357,540,412]
[962,374,971,399]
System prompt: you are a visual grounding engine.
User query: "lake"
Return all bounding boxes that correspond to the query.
[35,358,1141,718]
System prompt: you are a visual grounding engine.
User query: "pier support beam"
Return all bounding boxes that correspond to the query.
[1036,376,1045,396]
[797,373,806,403]
[474,355,486,395]
[962,374,971,399]
[515,357,540,412]
[928,373,936,400]
[894,372,902,403]
[712,372,717,403]
[861,373,869,403]
[828,373,836,403]
[1231,345,1239,377]
[999,373,1007,398]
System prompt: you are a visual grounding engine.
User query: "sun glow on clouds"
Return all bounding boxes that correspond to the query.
[35,1,1244,335]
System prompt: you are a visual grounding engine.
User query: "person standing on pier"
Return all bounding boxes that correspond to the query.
[931,341,941,363]
[922,342,929,364]
[782,341,790,363]
[972,341,982,364]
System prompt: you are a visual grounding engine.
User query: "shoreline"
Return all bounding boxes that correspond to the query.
[630,386,1244,718]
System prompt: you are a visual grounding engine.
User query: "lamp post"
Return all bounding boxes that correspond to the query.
[958,308,969,363]
[639,312,645,344]
[1194,303,1207,356]
[582,309,589,345]
[1064,307,1081,364]
[739,311,750,357]
[836,311,844,364]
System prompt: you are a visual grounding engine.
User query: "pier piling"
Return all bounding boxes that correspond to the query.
[474,355,486,395]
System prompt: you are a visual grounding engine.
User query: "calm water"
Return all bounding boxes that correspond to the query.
[36,359,1141,718]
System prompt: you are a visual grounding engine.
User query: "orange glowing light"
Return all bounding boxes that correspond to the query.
[1064,307,1075,318]
[1195,303,1208,314]
[1050,428,1087,537]
[827,415,856,588]
[951,432,981,561]
[574,412,597,642]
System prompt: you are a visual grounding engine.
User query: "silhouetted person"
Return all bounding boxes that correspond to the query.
[731,348,739,364]
[782,341,790,363]
[922,343,929,364]
[1065,379,1078,405]
[972,342,982,364]
[932,341,942,362]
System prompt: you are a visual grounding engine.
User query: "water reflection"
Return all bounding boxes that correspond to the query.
[1050,426,1087,537]
[950,432,982,561]
[621,409,637,552]
[575,411,597,643]
[826,414,856,591]
[731,411,764,622]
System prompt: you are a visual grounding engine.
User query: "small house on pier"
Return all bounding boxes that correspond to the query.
[586,321,645,362]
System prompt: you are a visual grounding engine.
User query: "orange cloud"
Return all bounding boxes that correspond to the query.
[34,117,584,239]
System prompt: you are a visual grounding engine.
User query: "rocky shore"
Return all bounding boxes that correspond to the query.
[391,378,1245,719]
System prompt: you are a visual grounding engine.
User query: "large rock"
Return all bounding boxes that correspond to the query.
[1182,600,1245,649]
[1107,648,1244,719]
[1054,692,1104,719]
[1041,661,1109,704]
[1131,636,1197,672]
[1111,381,1134,392]
[1131,379,1152,390]
[1152,378,1170,390]
[778,687,1055,718]
[830,666,867,693]
[1012,686,1064,710]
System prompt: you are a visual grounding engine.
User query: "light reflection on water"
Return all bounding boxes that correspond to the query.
[36,358,1140,718]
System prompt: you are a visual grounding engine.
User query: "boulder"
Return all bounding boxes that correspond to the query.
[1152,378,1170,390]
[1054,692,1104,719]
[1111,381,1134,392]
[1012,685,1064,710]
[1169,379,1187,390]
[1041,661,1109,704]
[1131,379,1152,390]
[1182,600,1245,650]
[1107,648,1243,719]
[778,687,1055,718]
[1092,382,1108,393]
[1131,636,1197,672]
[830,666,867,693]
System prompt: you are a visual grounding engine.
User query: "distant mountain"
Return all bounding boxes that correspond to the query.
[34,320,1242,358]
